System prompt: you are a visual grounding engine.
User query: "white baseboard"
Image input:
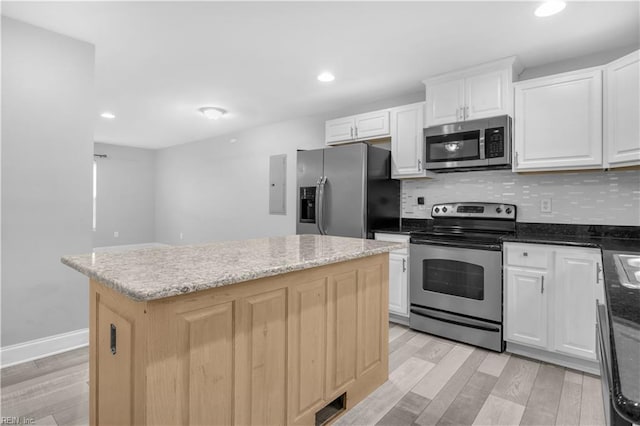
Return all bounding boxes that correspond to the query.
[506,341,600,376]
[1,328,89,368]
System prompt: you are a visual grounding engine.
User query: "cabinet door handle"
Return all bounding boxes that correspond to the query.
[350,127,353,139]
[110,323,117,355]
[417,159,422,171]
[515,152,519,167]
[465,106,469,120]
[402,258,406,272]
[597,263,602,283]
[541,276,545,294]
[354,126,358,139]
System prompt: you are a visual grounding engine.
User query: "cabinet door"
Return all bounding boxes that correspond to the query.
[325,117,355,145]
[235,289,287,426]
[355,110,390,140]
[326,271,358,398]
[505,267,548,349]
[513,69,603,171]
[465,69,509,120]
[388,252,409,317]
[357,262,387,377]
[288,278,327,424]
[95,302,133,426]
[426,78,464,126]
[391,103,425,176]
[554,249,602,360]
[605,50,640,167]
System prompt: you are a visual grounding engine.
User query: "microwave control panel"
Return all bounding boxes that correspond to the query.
[485,127,505,158]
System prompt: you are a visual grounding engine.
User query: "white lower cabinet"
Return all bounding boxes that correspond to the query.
[388,251,408,316]
[553,249,604,359]
[375,233,410,318]
[504,243,604,365]
[505,268,548,349]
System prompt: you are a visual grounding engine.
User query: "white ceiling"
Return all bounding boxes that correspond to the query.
[3,1,639,149]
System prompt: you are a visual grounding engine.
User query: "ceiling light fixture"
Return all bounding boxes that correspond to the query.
[198,106,227,120]
[100,112,116,119]
[317,72,335,82]
[535,1,566,17]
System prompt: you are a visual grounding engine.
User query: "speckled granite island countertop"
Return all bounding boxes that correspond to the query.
[61,234,403,302]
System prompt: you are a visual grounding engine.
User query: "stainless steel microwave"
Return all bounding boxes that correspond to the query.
[424,115,511,172]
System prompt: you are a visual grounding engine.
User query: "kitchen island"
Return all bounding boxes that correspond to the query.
[62,234,402,426]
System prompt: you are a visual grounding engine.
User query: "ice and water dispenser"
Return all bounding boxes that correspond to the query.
[299,187,316,223]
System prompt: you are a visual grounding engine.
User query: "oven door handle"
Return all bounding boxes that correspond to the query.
[410,306,501,332]
[410,239,502,251]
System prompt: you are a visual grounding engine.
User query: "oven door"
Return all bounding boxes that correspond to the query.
[410,242,502,322]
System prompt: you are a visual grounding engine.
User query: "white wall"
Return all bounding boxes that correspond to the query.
[402,169,640,226]
[1,17,94,346]
[93,143,156,247]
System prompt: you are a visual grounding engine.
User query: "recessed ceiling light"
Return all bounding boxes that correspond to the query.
[198,106,227,120]
[100,112,116,119]
[317,72,335,82]
[535,1,566,17]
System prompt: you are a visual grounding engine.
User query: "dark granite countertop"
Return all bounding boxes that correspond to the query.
[503,223,640,423]
[373,218,432,235]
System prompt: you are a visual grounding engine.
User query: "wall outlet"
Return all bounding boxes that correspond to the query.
[114,231,119,238]
[540,198,552,213]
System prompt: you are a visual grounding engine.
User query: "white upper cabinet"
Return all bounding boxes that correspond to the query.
[354,110,390,140]
[425,79,464,125]
[391,102,433,178]
[465,68,510,120]
[424,57,521,127]
[513,68,603,172]
[325,110,390,145]
[604,50,640,168]
[325,117,355,144]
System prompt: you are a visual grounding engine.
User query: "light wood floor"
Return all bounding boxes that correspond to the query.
[0,323,605,426]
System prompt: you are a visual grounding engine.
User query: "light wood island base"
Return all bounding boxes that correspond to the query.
[89,253,389,425]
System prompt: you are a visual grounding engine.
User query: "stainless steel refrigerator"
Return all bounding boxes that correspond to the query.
[296,143,400,239]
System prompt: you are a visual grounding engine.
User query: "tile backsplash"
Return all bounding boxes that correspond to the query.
[402,169,640,226]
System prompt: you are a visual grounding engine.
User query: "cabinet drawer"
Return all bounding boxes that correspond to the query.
[504,243,550,269]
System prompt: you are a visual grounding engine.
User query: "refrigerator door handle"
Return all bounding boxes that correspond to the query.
[316,176,327,235]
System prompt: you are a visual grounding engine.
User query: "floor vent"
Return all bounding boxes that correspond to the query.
[315,392,346,426]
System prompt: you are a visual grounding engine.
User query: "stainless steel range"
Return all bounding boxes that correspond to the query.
[409,202,516,352]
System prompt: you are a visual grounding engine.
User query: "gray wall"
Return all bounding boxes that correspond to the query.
[1,18,94,346]
[519,44,639,81]
[402,169,640,226]
[155,93,422,245]
[93,143,156,247]
[155,116,326,244]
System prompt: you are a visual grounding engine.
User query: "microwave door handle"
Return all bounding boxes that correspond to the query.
[479,131,486,160]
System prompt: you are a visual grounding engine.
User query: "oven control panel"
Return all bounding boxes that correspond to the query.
[431,202,516,220]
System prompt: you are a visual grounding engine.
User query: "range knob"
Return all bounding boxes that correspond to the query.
[496,207,503,214]
[442,206,448,213]
[434,207,440,213]
[506,207,513,214]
